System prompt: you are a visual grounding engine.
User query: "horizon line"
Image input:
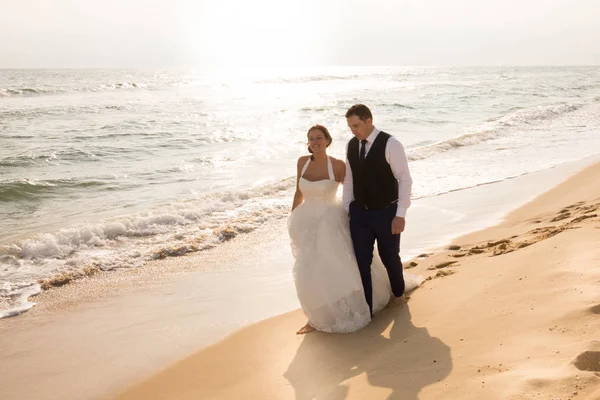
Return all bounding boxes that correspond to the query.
[1,64,600,70]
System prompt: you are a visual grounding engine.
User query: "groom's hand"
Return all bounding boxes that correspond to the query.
[391,217,405,235]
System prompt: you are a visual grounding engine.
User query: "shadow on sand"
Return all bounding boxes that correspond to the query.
[284,304,452,400]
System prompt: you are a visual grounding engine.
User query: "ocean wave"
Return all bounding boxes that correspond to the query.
[572,83,600,91]
[376,102,415,109]
[0,154,57,168]
[0,177,296,318]
[0,178,108,202]
[0,149,100,168]
[407,102,581,162]
[0,82,143,98]
[255,71,406,85]
[0,104,124,119]
[392,117,449,125]
[258,74,361,84]
[0,282,41,318]
[415,80,484,88]
[300,106,331,112]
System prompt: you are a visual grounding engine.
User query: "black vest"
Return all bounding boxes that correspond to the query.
[347,131,398,210]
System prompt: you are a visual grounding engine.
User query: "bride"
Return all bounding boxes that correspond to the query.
[288,125,422,334]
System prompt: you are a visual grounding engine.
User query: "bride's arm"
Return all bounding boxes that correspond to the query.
[291,157,306,211]
[333,158,346,183]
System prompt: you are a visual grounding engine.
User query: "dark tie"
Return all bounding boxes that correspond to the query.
[360,139,367,163]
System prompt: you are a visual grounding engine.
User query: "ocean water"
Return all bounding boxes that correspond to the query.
[1,66,600,318]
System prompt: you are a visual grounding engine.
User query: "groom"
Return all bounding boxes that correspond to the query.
[343,104,413,316]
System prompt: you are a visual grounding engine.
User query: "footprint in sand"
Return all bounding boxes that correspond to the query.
[567,201,586,210]
[551,211,571,222]
[435,261,458,269]
[587,304,600,315]
[571,213,598,224]
[417,253,433,259]
[578,204,599,213]
[573,351,600,372]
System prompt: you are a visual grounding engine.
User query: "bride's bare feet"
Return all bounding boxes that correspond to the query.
[296,322,315,334]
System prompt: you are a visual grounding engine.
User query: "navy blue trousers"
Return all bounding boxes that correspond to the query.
[349,201,405,315]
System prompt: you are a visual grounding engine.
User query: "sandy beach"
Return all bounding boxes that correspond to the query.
[107,161,600,400]
[1,159,599,400]
[2,3,600,399]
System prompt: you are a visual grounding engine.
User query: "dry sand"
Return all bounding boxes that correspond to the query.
[110,162,600,400]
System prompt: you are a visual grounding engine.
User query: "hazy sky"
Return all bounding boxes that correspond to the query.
[1,0,599,68]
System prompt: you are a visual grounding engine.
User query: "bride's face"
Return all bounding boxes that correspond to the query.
[307,129,329,154]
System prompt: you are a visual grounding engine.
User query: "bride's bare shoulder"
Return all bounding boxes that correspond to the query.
[329,156,346,169]
[297,155,310,165]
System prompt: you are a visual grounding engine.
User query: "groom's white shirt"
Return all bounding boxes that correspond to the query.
[343,127,413,218]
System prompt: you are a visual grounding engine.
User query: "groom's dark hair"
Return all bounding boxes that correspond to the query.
[345,104,373,121]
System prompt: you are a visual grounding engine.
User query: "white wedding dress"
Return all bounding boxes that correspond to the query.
[288,156,423,333]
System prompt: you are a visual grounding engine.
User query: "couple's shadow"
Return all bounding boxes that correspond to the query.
[284,304,452,400]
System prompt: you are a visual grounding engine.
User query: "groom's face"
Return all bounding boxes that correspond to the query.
[346,115,374,140]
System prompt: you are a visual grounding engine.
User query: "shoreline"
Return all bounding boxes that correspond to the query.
[3,153,599,321]
[1,155,600,400]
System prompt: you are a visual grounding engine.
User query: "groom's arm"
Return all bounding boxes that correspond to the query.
[386,137,413,218]
[342,144,354,214]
